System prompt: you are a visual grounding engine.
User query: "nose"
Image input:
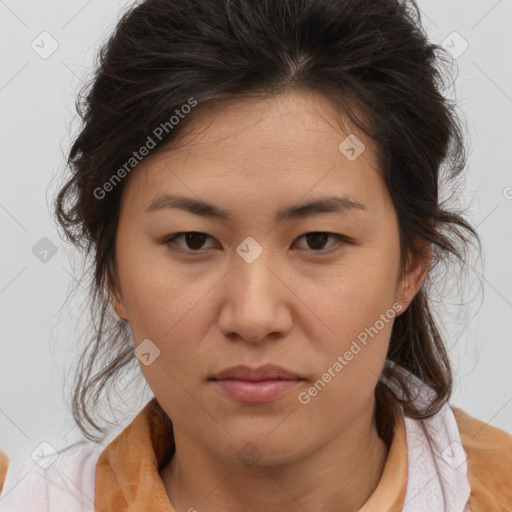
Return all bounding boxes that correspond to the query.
[217,250,293,343]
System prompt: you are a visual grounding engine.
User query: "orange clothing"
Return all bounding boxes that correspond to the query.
[452,406,512,512]
[1,399,511,511]
[0,450,8,494]
[93,398,512,511]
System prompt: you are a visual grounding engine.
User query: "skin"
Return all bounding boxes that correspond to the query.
[111,89,431,512]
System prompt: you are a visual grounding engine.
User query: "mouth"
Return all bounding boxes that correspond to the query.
[209,364,304,403]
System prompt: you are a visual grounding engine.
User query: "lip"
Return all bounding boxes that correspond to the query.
[209,364,303,403]
[211,364,301,381]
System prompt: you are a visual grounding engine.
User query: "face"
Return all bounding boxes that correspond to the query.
[111,89,428,466]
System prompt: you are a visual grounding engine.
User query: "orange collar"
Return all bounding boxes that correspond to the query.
[94,398,407,511]
[95,398,175,511]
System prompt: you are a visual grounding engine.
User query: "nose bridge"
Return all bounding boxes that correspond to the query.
[234,242,280,309]
[233,233,276,288]
[220,240,289,342]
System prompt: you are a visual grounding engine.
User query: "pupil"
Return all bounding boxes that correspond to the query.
[307,233,328,250]
[186,233,206,250]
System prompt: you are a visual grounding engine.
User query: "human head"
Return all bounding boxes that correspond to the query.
[54,0,479,442]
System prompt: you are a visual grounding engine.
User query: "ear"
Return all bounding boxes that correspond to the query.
[109,283,128,321]
[396,239,432,314]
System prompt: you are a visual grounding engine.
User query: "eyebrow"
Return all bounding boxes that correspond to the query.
[144,193,367,221]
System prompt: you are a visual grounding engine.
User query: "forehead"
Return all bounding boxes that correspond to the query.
[122,90,387,217]
[157,90,378,166]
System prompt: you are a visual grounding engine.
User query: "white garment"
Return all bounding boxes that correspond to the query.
[0,439,102,512]
[1,363,472,511]
[381,362,472,511]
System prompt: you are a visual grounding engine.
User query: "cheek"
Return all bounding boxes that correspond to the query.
[116,237,207,336]
[316,252,400,341]
[118,271,218,386]
[308,248,400,389]
[302,292,395,424]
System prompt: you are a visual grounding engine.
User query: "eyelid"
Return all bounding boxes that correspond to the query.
[163,231,351,254]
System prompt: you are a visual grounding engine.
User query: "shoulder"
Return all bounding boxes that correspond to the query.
[451,405,512,512]
[0,440,103,512]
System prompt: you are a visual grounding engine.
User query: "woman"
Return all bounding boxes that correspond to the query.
[1,0,511,510]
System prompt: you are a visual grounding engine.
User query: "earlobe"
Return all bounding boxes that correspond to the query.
[110,287,128,321]
[398,241,432,311]
[412,242,433,292]
[113,299,128,321]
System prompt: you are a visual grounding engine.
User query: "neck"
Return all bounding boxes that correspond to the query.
[161,395,390,512]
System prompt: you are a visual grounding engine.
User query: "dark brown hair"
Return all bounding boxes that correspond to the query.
[53,0,481,443]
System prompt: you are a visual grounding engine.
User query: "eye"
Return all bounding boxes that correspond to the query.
[294,232,349,252]
[163,231,350,254]
[164,232,217,252]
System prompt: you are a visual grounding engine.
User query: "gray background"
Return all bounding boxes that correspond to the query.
[1,0,511,462]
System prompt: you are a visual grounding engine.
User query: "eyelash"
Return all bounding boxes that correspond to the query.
[163,231,351,255]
